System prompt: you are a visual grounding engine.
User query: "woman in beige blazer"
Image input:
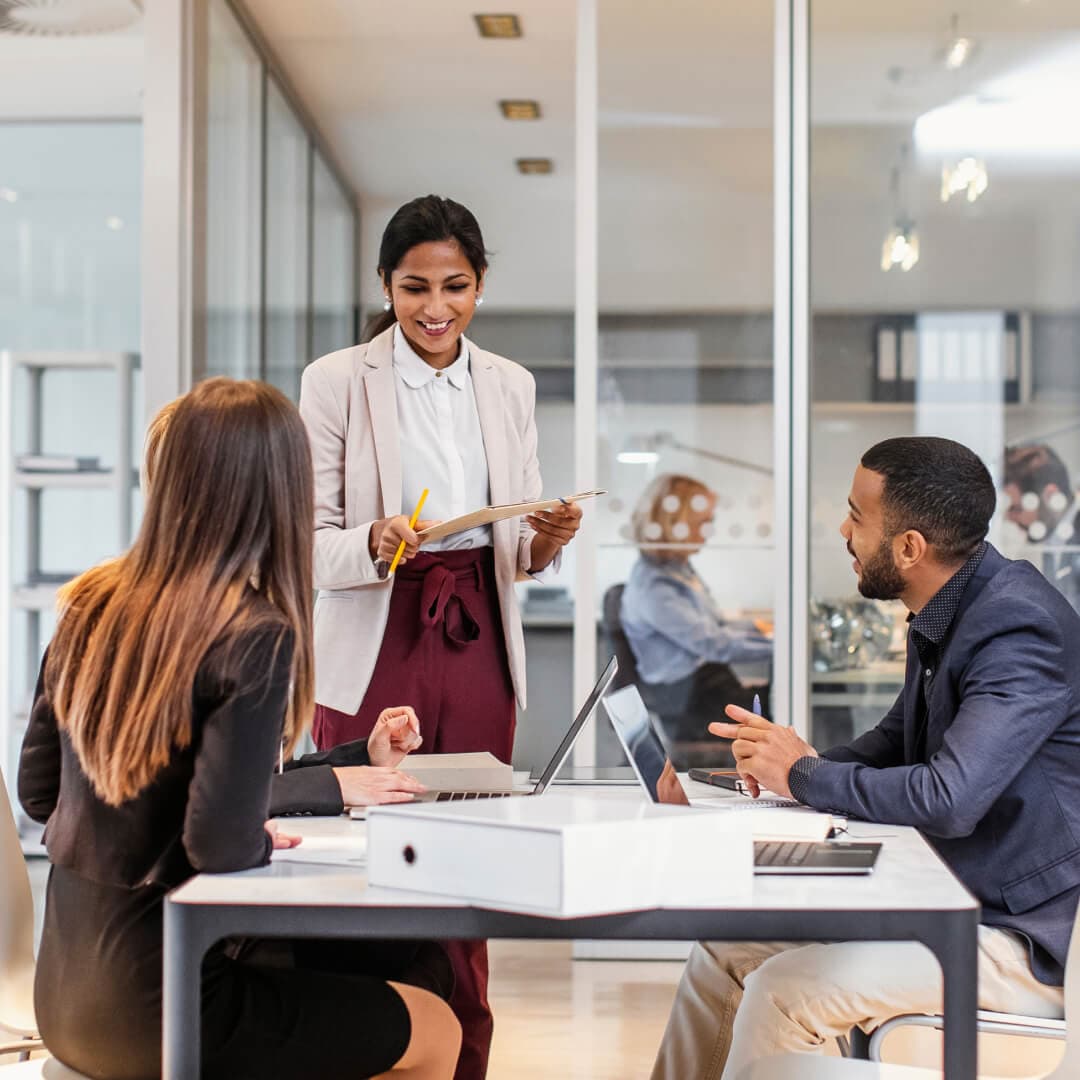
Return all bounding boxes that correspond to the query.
[298,195,581,1080]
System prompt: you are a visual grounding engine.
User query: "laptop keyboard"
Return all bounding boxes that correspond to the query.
[435,791,514,802]
[754,841,816,868]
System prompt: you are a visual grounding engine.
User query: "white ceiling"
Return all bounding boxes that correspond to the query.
[4,1,1080,311]
[241,0,1080,311]
[0,19,142,119]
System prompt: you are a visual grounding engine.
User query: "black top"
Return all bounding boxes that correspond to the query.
[18,606,417,1080]
[17,613,362,890]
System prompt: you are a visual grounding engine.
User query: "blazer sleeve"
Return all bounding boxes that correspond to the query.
[17,651,61,825]
[269,737,372,817]
[300,360,385,590]
[799,601,1073,838]
[511,368,562,581]
[182,627,292,873]
[821,687,907,768]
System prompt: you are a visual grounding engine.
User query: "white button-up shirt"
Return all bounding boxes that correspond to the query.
[393,325,492,550]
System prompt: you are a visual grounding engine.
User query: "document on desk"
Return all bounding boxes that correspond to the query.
[694,803,835,842]
[271,834,368,867]
[416,489,605,543]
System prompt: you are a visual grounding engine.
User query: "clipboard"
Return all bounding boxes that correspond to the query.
[417,489,605,544]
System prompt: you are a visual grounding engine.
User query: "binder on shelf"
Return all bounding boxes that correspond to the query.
[16,453,102,472]
[872,314,1023,404]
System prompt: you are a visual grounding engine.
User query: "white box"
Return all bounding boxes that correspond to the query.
[367,791,752,917]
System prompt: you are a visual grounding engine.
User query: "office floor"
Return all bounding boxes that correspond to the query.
[487,941,682,1079]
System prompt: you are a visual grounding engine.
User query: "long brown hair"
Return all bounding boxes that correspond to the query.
[45,378,315,806]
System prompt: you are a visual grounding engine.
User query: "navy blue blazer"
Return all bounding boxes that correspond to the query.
[801,544,1080,985]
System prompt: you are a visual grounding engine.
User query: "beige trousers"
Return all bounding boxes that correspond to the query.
[650,928,1064,1080]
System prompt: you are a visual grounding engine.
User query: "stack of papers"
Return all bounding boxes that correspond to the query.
[271,833,368,866]
[396,751,513,792]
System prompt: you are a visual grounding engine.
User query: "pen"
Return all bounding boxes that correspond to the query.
[752,692,762,717]
[389,488,429,574]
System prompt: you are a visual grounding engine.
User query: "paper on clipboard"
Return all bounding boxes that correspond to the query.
[417,489,605,544]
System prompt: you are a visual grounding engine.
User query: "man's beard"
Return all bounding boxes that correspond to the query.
[852,538,906,600]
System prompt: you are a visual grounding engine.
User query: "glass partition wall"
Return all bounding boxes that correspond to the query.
[173,0,1080,762]
[197,0,356,398]
[807,2,1080,749]
[595,2,776,765]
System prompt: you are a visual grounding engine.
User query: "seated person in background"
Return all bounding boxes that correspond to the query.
[142,395,426,816]
[652,436,1078,1080]
[19,379,460,1080]
[620,473,772,749]
[1004,443,1080,612]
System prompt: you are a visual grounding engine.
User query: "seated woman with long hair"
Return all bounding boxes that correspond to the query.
[18,378,460,1080]
[620,473,772,755]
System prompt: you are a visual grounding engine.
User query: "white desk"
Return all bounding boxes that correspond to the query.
[163,788,979,1079]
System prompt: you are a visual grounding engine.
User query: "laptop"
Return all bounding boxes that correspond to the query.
[602,683,880,876]
[352,657,619,812]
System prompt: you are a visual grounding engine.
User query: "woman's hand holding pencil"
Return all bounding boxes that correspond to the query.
[368,490,441,571]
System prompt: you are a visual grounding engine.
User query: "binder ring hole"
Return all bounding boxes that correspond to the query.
[403,845,417,865]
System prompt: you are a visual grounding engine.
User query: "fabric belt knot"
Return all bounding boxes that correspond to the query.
[418,563,481,648]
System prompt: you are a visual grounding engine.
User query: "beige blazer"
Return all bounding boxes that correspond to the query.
[299,325,545,715]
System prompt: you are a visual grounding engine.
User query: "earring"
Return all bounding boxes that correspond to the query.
[383,298,392,312]
[475,296,484,307]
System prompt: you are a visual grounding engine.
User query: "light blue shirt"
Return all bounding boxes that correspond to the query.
[619,556,773,685]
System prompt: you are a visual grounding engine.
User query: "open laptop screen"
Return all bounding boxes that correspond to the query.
[532,656,619,794]
[601,684,667,802]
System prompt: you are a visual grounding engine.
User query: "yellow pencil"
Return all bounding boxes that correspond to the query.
[389,488,429,574]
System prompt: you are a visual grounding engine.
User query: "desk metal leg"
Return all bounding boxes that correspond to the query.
[163,899,210,1080]
[921,909,979,1079]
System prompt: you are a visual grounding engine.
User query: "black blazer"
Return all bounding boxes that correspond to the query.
[18,619,362,890]
[803,545,1080,985]
[274,739,371,816]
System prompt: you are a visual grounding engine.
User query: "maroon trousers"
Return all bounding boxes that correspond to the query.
[314,548,516,1080]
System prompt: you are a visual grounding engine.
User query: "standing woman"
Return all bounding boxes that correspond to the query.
[300,194,581,1079]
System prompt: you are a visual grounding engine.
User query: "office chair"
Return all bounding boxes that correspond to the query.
[601,584,726,767]
[735,900,1080,1079]
[0,767,91,1078]
[0,766,40,1063]
[601,584,639,692]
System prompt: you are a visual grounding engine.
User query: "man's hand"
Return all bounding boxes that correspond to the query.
[527,501,583,572]
[367,706,422,767]
[656,759,690,806]
[331,766,427,806]
[368,516,441,567]
[708,704,817,800]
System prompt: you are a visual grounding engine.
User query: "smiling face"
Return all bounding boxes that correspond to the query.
[839,465,907,600]
[384,240,483,368]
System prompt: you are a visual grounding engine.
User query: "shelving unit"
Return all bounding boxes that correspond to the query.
[0,350,139,842]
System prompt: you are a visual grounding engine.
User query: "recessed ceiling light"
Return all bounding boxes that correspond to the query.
[0,187,18,203]
[475,14,521,38]
[516,158,553,175]
[105,216,125,231]
[941,14,978,71]
[499,99,541,121]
